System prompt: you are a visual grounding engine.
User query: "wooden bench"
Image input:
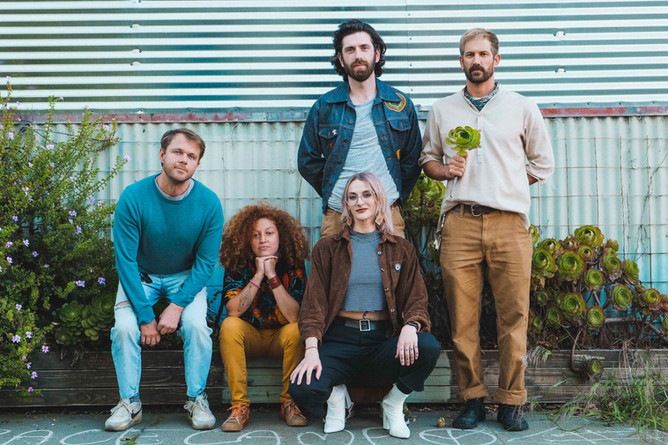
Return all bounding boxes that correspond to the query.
[4,349,666,407]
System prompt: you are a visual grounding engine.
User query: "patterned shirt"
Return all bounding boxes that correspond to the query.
[223,259,306,329]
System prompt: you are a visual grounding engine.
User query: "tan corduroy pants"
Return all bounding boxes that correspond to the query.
[440,207,533,405]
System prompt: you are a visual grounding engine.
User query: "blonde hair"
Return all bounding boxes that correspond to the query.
[340,172,394,234]
[459,28,499,56]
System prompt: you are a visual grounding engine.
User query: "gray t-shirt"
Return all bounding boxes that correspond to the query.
[341,230,387,312]
[327,99,400,212]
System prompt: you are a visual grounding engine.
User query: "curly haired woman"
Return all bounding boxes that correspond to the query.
[218,203,309,431]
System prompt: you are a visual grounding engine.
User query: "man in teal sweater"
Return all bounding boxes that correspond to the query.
[105,129,224,432]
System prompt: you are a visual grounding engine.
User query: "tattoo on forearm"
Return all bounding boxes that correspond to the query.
[236,285,255,313]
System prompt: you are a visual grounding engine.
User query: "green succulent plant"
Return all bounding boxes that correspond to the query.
[556,251,586,281]
[584,358,604,379]
[530,313,544,333]
[610,284,633,311]
[531,249,558,279]
[533,289,551,306]
[640,288,661,309]
[530,225,540,246]
[561,235,579,251]
[584,268,605,291]
[585,306,605,329]
[578,245,596,262]
[546,306,562,326]
[601,254,623,280]
[561,293,586,318]
[622,259,640,284]
[574,225,604,247]
[538,238,563,258]
[444,126,481,156]
[604,239,619,251]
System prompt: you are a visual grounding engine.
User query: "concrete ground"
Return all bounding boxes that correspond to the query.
[1,405,667,445]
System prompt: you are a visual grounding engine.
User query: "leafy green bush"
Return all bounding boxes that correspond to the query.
[0,81,126,395]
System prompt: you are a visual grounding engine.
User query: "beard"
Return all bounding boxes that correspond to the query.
[464,63,494,84]
[344,58,376,82]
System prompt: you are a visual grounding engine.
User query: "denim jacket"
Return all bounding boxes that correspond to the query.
[298,79,422,213]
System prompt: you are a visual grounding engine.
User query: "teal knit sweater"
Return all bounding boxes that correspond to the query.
[113,175,224,325]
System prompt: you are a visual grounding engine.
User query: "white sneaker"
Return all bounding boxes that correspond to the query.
[184,393,216,430]
[104,399,142,431]
[323,384,354,434]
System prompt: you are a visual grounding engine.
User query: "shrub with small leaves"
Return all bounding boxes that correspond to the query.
[0,82,126,396]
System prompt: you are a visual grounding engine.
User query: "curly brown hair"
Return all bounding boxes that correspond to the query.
[219,203,309,271]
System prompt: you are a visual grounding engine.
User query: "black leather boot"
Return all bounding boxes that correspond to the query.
[452,397,486,429]
[497,404,529,431]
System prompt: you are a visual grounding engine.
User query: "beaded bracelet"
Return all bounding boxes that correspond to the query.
[248,279,261,290]
[268,275,282,289]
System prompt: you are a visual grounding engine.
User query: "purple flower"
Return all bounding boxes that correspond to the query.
[123,155,132,162]
[97,201,104,207]
[68,219,73,224]
[12,215,18,222]
[6,257,13,264]
[75,280,85,287]
[28,387,34,392]
[50,163,55,168]
[103,124,110,131]
[5,241,12,248]
[28,162,33,167]
[8,132,14,139]
[44,264,50,268]
[76,226,82,234]
[32,251,38,257]
[26,331,32,339]
[27,362,32,369]
[0,266,3,272]
[69,210,77,217]
[15,304,22,310]
[98,277,106,285]
[31,372,38,379]
[22,355,26,360]
[23,239,29,247]
[12,335,20,343]
[46,144,54,150]
[42,346,49,353]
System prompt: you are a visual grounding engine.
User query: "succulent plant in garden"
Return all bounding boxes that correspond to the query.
[574,225,604,247]
[556,251,586,281]
[444,126,481,156]
[529,224,666,355]
[585,306,605,329]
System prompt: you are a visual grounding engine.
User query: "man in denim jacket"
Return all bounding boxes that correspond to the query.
[298,19,422,238]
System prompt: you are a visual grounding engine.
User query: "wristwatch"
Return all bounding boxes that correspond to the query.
[406,321,420,331]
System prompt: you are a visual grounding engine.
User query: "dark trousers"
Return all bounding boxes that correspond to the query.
[289,321,440,418]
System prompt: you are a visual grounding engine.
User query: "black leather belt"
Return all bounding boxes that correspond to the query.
[454,203,500,216]
[334,317,388,332]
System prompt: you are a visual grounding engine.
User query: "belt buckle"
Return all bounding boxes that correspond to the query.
[470,204,483,217]
[359,319,371,332]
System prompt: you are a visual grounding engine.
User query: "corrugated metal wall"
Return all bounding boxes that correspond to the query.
[4,1,666,288]
[3,0,668,113]
[69,116,665,289]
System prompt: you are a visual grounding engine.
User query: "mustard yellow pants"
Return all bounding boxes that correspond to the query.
[219,316,304,406]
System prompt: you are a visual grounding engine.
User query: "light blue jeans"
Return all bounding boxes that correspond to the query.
[110,270,213,400]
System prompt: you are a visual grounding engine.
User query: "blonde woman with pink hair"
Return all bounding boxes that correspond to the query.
[289,172,440,439]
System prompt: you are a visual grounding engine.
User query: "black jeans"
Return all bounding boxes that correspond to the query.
[289,321,440,418]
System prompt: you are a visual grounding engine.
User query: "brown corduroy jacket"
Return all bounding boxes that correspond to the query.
[298,228,431,344]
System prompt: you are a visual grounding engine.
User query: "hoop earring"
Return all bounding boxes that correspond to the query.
[375,213,384,226]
